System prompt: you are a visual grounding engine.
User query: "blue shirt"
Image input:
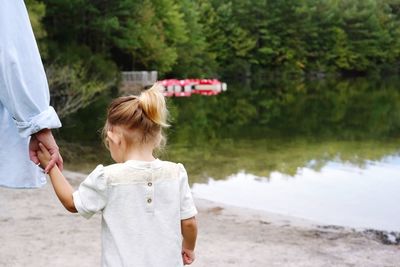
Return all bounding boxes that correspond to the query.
[0,0,61,188]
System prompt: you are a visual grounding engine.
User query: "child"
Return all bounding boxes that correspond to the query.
[37,84,198,266]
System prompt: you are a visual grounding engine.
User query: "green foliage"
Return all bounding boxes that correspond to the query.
[132,0,187,73]
[25,0,400,96]
[25,0,47,56]
[47,62,112,118]
[173,0,216,77]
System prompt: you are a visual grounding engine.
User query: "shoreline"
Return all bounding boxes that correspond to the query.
[0,170,399,266]
[194,197,400,245]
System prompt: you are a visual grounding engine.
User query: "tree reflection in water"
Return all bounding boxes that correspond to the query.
[60,77,400,183]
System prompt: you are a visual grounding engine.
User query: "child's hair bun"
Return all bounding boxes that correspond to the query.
[138,83,169,128]
[103,82,169,148]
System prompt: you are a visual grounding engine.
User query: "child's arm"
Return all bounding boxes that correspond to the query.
[38,143,77,213]
[181,216,197,265]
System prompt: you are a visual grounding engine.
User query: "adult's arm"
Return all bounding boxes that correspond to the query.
[0,0,62,171]
[0,0,61,137]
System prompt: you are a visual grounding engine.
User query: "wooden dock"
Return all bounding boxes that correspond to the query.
[120,71,158,95]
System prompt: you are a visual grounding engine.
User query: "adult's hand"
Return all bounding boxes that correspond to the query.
[29,129,63,172]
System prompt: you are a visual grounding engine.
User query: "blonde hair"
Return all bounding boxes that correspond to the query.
[102,83,169,149]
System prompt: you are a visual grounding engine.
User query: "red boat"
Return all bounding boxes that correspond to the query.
[159,79,227,97]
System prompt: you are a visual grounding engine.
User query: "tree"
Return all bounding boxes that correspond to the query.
[46,63,110,119]
[26,0,47,56]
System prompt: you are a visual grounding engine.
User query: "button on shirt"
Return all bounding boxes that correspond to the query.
[0,0,61,188]
[73,159,198,267]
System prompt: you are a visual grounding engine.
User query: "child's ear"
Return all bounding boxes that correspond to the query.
[107,130,121,146]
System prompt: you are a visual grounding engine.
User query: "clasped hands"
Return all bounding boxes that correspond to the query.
[29,129,63,172]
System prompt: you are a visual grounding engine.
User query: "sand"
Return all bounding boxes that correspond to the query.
[0,170,399,267]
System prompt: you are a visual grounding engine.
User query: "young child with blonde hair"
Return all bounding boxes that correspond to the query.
[37,83,198,266]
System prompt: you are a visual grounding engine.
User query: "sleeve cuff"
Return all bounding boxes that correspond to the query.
[14,106,62,137]
[72,191,94,219]
[181,207,198,220]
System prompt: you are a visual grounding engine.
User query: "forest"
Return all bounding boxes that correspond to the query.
[26,0,400,86]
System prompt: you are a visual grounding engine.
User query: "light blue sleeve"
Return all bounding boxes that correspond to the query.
[0,0,61,138]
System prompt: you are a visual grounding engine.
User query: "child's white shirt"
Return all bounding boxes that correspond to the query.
[72,159,197,267]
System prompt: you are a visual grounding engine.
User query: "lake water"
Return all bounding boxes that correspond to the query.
[62,77,400,232]
[192,155,400,231]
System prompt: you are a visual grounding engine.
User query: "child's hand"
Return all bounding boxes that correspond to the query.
[37,143,52,170]
[181,247,195,265]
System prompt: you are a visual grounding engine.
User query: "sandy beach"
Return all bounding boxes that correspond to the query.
[0,170,399,267]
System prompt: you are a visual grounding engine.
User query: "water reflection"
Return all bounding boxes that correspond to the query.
[192,156,400,231]
[60,77,400,230]
[168,76,400,141]
[165,138,400,183]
